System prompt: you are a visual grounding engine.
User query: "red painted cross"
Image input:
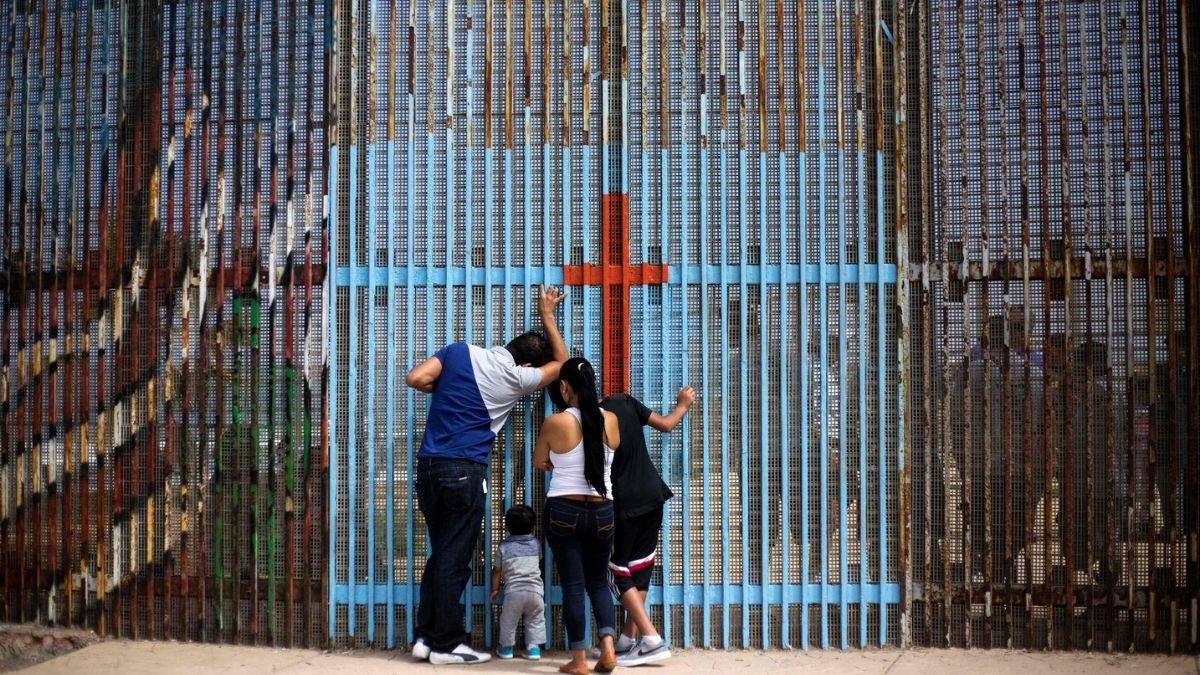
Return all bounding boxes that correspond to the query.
[562,194,670,396]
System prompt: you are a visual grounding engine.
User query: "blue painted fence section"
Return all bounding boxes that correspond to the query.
[328,0,902,650]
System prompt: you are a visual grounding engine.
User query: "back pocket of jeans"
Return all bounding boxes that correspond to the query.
[547,506,579,537]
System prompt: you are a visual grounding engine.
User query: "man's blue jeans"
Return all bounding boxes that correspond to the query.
[545,496,617,650]
[414,457,487,652]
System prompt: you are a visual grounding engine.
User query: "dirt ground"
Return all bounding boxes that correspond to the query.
[13,640,1198,674]
[0,624,98,672]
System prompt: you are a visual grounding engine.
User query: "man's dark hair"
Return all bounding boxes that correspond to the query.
[504,505,536,535]
[506,331,552,367]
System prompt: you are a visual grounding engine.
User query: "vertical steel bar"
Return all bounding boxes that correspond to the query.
[405,0,417,644]
[817,0,831,648]
[366,5,377,638]
[1036,0,1054,649]
[698,0,712,648]
[1119,0,1136,649]
[1077,0,1094,650]
[1155,0,1180,652]
[718,0,732,647]
[976,0,993,648]
[1180,0,1200,651]
[737,0,750,649]
[835,0,850,648]
[1098,0,1117,649]
[1057,0,1075,649]
[1138,0,1158,646]
[936,0,953,645]
[954,0,973,650]
[775,0,790,648]
[658,0,671,645]
[483,0,495,643]
[919,0,934,647]
[756,0,769,650]
[327,0,341,635]
[855,0,868,646]
[386,0,399,648]
[425,0,438,641]
[797,0,810,650]
[891,0,909,647]
[873,0,887,646]
[996,0,1015,647]
[680,0,693,647]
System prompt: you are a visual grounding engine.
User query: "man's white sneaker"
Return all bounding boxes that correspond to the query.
[616,639,671,667]
[429,644,493,665]
[411,638,431,660]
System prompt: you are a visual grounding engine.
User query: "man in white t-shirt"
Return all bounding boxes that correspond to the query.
[404,285,567,665]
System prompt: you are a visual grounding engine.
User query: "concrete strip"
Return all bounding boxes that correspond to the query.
[15,642,1199,675]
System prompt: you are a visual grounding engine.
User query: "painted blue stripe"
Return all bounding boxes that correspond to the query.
[405,119,416,647]
[366,139,377,644]
[837,140,849,650]
[327,145,338,640]
[464,10,476,637]
[542,139,554,646]
[857,140,868,649]
[779,149,790,647]
[482,143,494,646]
[758,151,769,649]
[348,144,358,636]
[817,39,830,649]
[738,144,749,647]
[719,127,731,649]
[875,149,889,646]
[798,152,810,650]
[334,583,904,606]
[699,141,712,648]
[659,143,671,648]
[680,135,692,650]
[332,263,897,286]
[581,143,591,359]
[386,130,397,649]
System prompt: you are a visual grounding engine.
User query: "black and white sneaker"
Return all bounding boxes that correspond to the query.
[410,637,431,660]
[429,643,493,665]
[616,639,671,667]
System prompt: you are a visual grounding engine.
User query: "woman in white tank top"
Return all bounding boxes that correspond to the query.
[533,358,621,674]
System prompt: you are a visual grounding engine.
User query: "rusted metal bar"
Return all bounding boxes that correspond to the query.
[995,0,1015,648]
[1015,0,1034,650]
[1156,0,1181,653]
[1036,0,1055,649]
[953,0,972,649]
[893,0,911,648]
[974,0,993,648]
[920,0,934,646]
[1098,0,1119,648]
[1076,0,1095,650]
[1055,0,1075,650]
[1139,0,1159,647]
[937,0,953,646]
[1118,0,1136,650]
[1180,0,1200,652]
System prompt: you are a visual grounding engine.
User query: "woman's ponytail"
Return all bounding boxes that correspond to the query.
[558,358,608,497]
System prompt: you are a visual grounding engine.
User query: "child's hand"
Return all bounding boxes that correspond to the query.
[490,588,500,603]
[676,385,696,410]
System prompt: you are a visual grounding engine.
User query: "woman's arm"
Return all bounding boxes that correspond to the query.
[533,413,563,471]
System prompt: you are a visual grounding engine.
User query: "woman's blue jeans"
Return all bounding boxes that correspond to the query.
[545,497,617,650]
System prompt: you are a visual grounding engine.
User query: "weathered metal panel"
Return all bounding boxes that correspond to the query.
[0,0,329,647]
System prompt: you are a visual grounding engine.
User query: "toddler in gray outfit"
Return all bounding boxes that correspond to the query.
[490,505,546,660]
